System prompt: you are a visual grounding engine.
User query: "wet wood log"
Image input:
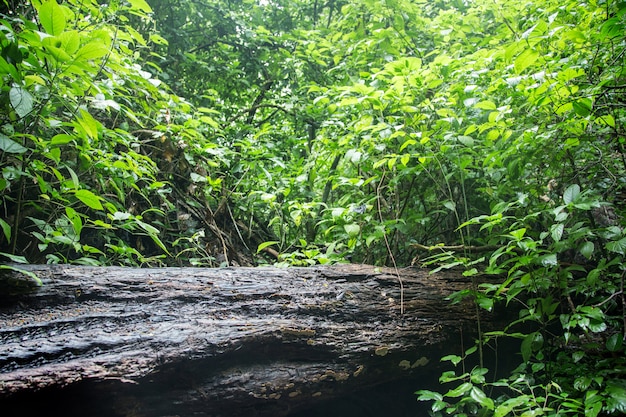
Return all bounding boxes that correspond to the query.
[0,264,508,417]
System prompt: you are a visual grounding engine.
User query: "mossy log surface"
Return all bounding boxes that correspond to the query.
[0,264,507,417]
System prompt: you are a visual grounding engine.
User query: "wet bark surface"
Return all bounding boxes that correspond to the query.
[0,264,508,416]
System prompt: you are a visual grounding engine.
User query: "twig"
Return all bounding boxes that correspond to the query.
[411,243,503,253]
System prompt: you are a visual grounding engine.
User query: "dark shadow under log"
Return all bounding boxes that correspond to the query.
[0,264,511,417]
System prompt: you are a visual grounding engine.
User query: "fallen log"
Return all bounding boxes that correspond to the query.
[0,264,509,417]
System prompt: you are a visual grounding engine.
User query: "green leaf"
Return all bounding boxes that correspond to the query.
[509,228,526,240]
[521,332,534,362]
[75,42,109,61]
[257,241,280,253]
[579,241,594,259]
[445,382,473,398]
[476,295,494,311]
[416,390,443,402]
[474,100,497,110]
[563,184,580,205]
[441,354,462,366]
[606,237,626,255]
[550,223,564,242]
[572,98,592,116]
[514,49,539,73]
[344,223,360,237]
[136,219,171,255]
[0,252,28,263]
[50,134,75,146]
[0,55,21,82]
[127,0,153,13]
[606,382,626,413]
[0,133,27,154]
[470,386,494,410]
[77,109,99,140]
[595,114,615,128]
[9,86,34,118]
[443,201,456,211]
[39,0,67,36]
[574,376,592,391]
[0,264,42,286]
[494,396,531,417]
[0,218,11,242]
[606,333,623,352]
[74,189,104,211]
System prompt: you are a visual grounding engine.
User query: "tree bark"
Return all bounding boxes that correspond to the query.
[0,264,508,417]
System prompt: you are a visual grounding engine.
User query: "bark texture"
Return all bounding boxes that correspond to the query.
[0,264,506,416]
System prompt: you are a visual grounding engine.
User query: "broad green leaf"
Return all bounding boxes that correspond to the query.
[0,55,21,82]
[65,166,80,190]
[400,139,416,151]
[59,30,80,54]
[550,223,564,242]
[494,396,532,417]
[579,241,594,259]
[42,37,72,62]
[75,42,109,61]
[443,201,456,211]
[0,218,11,241]
[75,189,104,211]
[563,184,580,204]
[521,332,535,362]
[474,100,497,110]
[416,390,443,402]
[606,383,626,413]
[0,252,28,263]
[65,207,82,236]
[127,0,153,13]
[445,382,473,398]
[606,333,623,352]
[110,212,131,221]
[0,264,42,286]
[476,295,494,311]
[538,253,557,267]
[50,134,75,146]
[470,386,494,410]
[514,49,539,73]
[136,219,170,255]
[441,355,462,366]
[9,86,34,118]
[0,133,27,154]
[509,228,526,240]
[39,0,67,36]
[77,109,99,140]
[257,241,280,253]
[595,114,615,128]
[344,223,360,237]
[572,98,592,116]
[606,237,626,255]
[574,376,592,391]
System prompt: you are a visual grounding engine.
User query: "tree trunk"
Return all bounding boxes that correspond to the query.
[0,264,508,417]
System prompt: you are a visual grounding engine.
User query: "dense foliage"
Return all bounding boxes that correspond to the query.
[1,0,625,415]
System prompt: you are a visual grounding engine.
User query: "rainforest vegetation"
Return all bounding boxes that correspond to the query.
[1,0,625,415]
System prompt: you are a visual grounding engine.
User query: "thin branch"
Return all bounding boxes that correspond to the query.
[411,243,504,253]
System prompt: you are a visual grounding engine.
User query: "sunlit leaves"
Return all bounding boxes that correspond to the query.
[514,48,540,73]
[38,0,67,36]
[74,189,104,211]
